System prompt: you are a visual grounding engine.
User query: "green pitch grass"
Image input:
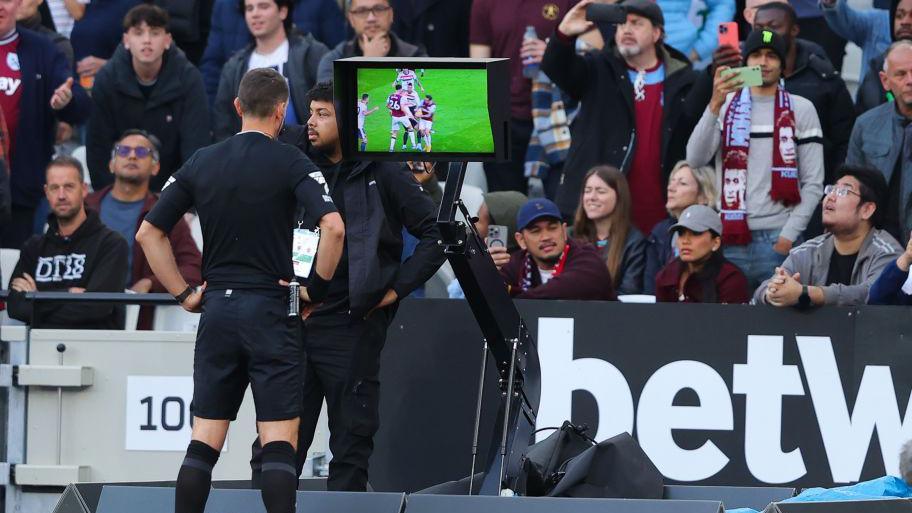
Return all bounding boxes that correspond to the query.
[357,68,495,153]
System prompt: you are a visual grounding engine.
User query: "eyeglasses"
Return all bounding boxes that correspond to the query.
[114,144,153,159]
[824,185,861,198]
[349,5,391,18]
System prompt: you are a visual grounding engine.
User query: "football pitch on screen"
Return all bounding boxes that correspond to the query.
[357,68,495,153]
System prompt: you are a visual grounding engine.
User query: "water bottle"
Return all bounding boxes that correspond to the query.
[522,25,539,79]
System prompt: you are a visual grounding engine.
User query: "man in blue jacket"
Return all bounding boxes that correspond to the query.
[200,0,344,105]
[0,0,91,249]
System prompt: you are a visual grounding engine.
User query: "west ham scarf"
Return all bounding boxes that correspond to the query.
[520,243,570,292]
[720,86,801,245]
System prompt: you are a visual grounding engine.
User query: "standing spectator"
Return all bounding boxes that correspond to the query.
[45,0,87,38]
[755,165,901,307]
[391,0,471,57]
[0,0,91,249]
[655,204,749,303]
[7,157,128,329]
[571,166,646,295]
[820,0,890,85]
[85,130,201,327]
[790,0,847,72]
[17,0,74,65]
[644,160,717,294]
[687,29,824,288]
[492,198,617,300]
[846,41,912,245]
[71,0,142,87]
[316,0,425,83]
[214,0,328,140]
[856,0,912,114]
[868,235,912,304]
[542,0,706,232]
[146,0,215,65]
[86,4,210,192]
[470,0,578,194]
[658,0,735,65]
[200,0,344,104]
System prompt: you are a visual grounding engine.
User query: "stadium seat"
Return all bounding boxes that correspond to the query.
[464,162,488,192]
[70,146,92,192]
[152,305,200,332]
[1,248,20,289]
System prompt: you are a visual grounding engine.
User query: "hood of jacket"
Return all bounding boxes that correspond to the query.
[340,31,422,59]
[43,208,109,249]
[106,44,196,106]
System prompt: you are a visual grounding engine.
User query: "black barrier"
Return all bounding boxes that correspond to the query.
[770,499,912,512]
[372,300,912,492]
[663,485,795,510]
[404,494,724,513]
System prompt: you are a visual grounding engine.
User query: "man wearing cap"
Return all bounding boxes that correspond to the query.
[542,0,706,233]
[754,165,900,307]
[654,204,750,303]
[686,28,824,290]
[490,198,616,300]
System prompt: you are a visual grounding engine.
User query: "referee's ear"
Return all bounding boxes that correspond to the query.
[233,98,244,119]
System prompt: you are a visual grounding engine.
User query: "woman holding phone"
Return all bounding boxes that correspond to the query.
[572,166,646,295]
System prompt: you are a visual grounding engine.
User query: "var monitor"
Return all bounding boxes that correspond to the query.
[334,57,510,162]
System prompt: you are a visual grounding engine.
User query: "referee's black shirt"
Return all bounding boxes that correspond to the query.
[145,131,336,292]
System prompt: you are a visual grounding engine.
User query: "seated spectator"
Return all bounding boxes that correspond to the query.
[541,0,706,229]
[214,0,328,140]
[87,4,210,192]
[855,0,912,115]
[655,204,749,302]
[0,8,91,250]
[846,41,912,245]
[469,0,577,194]
[391,0,471,57]
[868,236,912,305]
[317,0,425,83]
[17,0,75,65]
[85,130,201,327]
[7,157,128,329]
[658,0,734,65]
[44,0,86,38]
[71,0,142,88]
[201,0,344,104]
[491,198,616,300]
[147,0,215,65]
[820,0,891,85]
[754,165,901,307]
[645,160,717,294]
[572,166,646,295]
[687,29,824,289]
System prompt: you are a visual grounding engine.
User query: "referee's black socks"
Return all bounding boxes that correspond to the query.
[260,441,298,513]
[175,440,220,513]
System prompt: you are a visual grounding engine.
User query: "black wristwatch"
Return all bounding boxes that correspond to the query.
[174,285,194,304]
[797,285,811,309]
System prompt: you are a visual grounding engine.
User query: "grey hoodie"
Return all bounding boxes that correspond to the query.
[752,228,901,306]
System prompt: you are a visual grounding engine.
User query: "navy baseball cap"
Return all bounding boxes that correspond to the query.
[516,198,563,231]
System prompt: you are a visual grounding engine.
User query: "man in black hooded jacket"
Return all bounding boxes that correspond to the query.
[86,4,210,192]
[249,81,445,491]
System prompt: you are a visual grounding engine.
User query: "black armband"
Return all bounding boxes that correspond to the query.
[307,272,331,303]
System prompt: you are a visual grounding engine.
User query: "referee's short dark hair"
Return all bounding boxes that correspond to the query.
[123,4,170,32]
[305,82,334,108]
[237,68,289,119]
[47,155,85,182]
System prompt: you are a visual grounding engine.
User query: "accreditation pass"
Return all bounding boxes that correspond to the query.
[292,227,320,278]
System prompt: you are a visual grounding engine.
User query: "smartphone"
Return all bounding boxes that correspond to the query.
[586,3,628,24]
[487,225,508,249]
[718,21,739,49]
[722,65,763,87]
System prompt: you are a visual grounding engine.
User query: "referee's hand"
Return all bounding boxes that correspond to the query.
[181,282,207,313]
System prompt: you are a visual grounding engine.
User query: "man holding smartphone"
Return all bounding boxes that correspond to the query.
[686,29,824,290]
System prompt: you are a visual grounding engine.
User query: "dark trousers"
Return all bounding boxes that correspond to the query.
[798,16,847,72]
[483,117,533,194]
[1,205,35,249]
[251,309,392,491]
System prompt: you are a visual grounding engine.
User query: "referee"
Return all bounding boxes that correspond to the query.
[136,68,345,513]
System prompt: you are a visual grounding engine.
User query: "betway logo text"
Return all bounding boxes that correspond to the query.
[537,317,912,484]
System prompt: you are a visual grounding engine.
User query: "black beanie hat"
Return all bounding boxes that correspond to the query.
[742,28,788,64]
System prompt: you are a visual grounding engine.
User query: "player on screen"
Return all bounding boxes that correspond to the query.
[393,68,425,93]
[357,93,378,151]
[387,84,418,151]
[417,95,436,152]
[399,82,422,150]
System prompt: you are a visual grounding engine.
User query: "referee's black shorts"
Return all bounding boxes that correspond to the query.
[192,288,302,422]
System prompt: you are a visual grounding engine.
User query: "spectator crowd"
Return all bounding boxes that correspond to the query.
[0,0,911,329]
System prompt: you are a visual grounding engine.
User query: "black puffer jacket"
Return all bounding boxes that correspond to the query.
[86,44,211,192]
[541,33,707,219]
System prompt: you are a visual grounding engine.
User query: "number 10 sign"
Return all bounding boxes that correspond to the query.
[125,376,222,451]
